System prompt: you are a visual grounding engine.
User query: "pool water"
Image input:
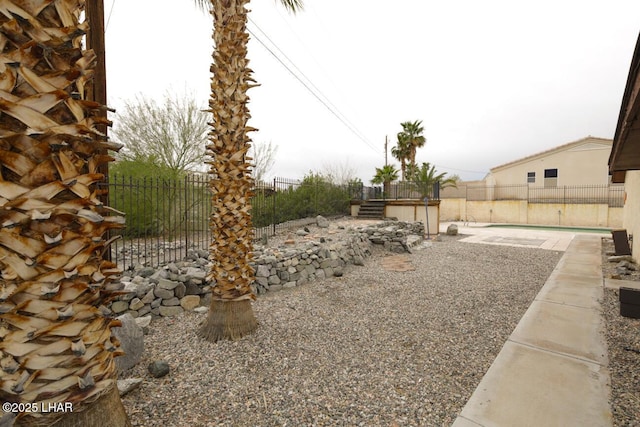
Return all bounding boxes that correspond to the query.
[485,224,611,234]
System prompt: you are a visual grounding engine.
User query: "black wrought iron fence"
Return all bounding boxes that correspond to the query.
[360,181,440,200]
[100,175,358,270]
[439,183,625,207]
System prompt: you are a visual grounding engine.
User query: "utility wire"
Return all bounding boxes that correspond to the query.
[248,17,370,147]
[105,0,116,32]
[247,21,380,155]
[434,164,487,175]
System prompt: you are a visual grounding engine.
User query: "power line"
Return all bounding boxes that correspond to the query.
[434,164,487,175]
[248,17,369,145]
[247,20,380,155]
[105,0,116,32]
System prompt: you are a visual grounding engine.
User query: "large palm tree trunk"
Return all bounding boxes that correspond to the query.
[0,1,129,425]
[198,0,258,342]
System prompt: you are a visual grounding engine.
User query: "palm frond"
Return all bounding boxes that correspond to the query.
[193,0,210,12]
[278,0,304,13]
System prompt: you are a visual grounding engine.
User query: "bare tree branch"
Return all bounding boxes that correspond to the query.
[112,92,209,174]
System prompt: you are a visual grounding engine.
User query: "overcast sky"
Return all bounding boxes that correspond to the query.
[103,0,640,183]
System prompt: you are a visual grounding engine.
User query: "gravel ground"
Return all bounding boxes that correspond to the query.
[601,238,640,427]
[119,232,563,426]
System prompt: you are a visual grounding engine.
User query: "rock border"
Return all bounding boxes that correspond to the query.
[108,219,426,321]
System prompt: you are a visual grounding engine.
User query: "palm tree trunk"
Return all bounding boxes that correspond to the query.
[0,1,129,425]
[198,0,258,342]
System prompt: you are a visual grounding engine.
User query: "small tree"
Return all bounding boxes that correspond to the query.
[407,162,457,199]
[321,160,358,185]
[112,92,209,177]
[249,140,278,184]
[372,165,399,198]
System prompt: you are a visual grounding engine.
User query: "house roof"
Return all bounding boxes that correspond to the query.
[490,136,613,173]
[609,32,640,179]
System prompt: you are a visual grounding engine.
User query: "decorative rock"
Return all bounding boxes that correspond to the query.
[112,313,144,372]
[174,283,186,299]
[129,298,144,311]
[111,301,129,314]
[180,295,200,310]
[141,289,156,304]
[154,287,174,300]
[201,293,212,307]
[316,215,330,228]
[110,220,426,329]
[185,283,202,295]
[157,278,179,290]
[119,291,136,302]
[148,361,170,378]
[162,297,181,306]
[117,378,143,397]
[159,306,183,317]
[256,265,270,277]
[137,267,155,278]
[135,315,152,329]
[184,267,206,281]
[268,275,281,285]
[194,306,208,314]
[446,224,459,236]
[138,305,151,317]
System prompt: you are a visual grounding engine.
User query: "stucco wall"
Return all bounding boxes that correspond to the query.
[349,202,439,235]
[440,198,467,221]
[529,203,611,227]
[385,203,439,236]
[623,170,640,259]
[439,198,622,228]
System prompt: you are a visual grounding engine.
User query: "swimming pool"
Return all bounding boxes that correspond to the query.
[485,224,611,234]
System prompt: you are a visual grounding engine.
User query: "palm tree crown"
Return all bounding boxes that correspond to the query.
[371,164,399,185]
[193,0,303,12]
[407,162,457,198]
[398,120,426,169]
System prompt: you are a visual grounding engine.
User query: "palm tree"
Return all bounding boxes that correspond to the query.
[407,162,457,199]
[391,133,411,181]
[0,2,130,426]
[371,165,399,199]
[398,120,426,170]
[194,0,303,342]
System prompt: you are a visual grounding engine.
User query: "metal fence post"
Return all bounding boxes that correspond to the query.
[272,177,277,236]
[184,175,189,252]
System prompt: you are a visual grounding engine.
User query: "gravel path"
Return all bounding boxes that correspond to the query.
[120,234,562,426]
[601,238,640,427]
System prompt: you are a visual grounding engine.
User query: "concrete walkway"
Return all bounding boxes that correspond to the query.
[446,224,612,427]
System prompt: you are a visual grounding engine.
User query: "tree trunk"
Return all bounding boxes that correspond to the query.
[15,384,130,427]
[199,0,258,341]
[0,1,129,424]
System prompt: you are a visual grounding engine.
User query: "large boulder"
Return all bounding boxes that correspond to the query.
[446,224,459,236]
[111,313,144,372]
[316,215,330,228]
[148,361,170,378]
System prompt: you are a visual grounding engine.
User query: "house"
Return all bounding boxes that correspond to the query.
[487,136,614,187]
[609,32,640,258]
